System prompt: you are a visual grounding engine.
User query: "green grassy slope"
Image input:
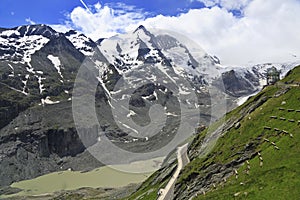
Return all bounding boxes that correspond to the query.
[126,66,300,200]
[177,66,300,199]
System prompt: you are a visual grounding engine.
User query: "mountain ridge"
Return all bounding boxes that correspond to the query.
[0,23,299,195]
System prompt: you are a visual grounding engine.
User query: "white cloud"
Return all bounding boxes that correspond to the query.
[51,24,72,33]
[142,0,300,65]
[94,2,101,10]
[25,18,36,25]
[195,0,252,10]
[58,2,145,39]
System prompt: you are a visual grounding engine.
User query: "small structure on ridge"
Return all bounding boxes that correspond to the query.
[267,67,280,85]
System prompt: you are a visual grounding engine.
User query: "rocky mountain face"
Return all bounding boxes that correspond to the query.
[0,25,106,187]
[0,24,298,188]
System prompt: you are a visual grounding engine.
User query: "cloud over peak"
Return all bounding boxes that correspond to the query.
[60,2,146,39]
[52,0,300,66]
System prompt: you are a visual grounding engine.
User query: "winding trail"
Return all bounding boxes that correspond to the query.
[157,143,190,200]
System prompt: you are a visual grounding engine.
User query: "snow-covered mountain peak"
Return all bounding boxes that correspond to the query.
[133,25,151,35]
[0,25,51,63]
[134,25,147,32]
[250,62,299,79]
[99,26,223,83]
[65,30,96,56]
[15,24,59,39]
[99,27,157,72]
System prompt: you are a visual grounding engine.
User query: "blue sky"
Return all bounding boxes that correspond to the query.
[0,0,80,27]
[0,0,206,28]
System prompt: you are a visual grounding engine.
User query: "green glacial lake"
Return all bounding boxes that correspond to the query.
[4,157,164,197]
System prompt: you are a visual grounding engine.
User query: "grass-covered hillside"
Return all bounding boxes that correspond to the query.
[174,65,300,199]
[126,65,300,200]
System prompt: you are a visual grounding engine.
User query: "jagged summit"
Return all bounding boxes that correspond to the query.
[96,38,105,45]
[65,29,90,39]
[64,29,97,56]
[0,24,59,39]
[0,24,55,62]
[133,24,147,33]
[64,29,78,36]
[133,24,154,39]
